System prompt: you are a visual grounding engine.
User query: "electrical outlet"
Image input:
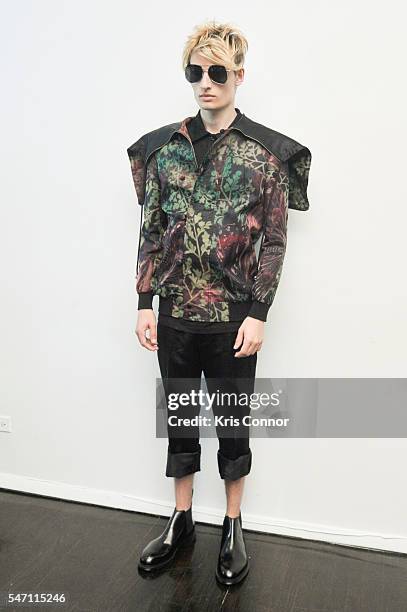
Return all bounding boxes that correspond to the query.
[0,416,12,433]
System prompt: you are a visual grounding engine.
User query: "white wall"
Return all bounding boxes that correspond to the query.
[1,1,406,554]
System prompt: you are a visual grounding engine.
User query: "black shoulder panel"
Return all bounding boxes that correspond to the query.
[234,115,306,161]
[127,121,181,162]
[126,122,181,205]
[236,115,312,211]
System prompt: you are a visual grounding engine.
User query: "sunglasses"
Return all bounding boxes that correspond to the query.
[185,63,233,85]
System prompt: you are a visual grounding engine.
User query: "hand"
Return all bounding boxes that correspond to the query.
[233,317,264,357]
[135,309,158,351]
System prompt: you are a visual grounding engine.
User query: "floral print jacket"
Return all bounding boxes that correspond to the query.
[127,111,311,323]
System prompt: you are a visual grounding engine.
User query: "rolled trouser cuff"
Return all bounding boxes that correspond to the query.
[217,449,252,480]
[166,445,201,478]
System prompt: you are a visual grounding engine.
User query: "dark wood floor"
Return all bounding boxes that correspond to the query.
[0,490,406,612]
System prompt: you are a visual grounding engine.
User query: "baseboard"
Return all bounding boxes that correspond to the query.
[1,471,406,555]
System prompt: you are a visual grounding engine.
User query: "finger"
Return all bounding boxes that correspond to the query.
[233,327,244,349]
[137,328,157,351]
[149,323,158,346]
[247,341,257,356]
[234,339,254,358]
[144,338,158,351]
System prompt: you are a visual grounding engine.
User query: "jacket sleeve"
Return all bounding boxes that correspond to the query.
[127,136,165,310]
[248,157,290,322]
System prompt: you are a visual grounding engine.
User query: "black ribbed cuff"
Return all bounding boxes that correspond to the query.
[247,300,270,322]
[138,291,154,310]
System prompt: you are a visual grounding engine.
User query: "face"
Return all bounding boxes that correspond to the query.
[188,50,244,111]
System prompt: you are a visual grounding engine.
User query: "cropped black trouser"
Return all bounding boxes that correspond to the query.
[156,321,257,481]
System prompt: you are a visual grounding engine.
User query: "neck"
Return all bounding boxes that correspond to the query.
[199,104,238,134]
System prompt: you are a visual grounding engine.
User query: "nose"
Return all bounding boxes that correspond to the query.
[200,70,212,88]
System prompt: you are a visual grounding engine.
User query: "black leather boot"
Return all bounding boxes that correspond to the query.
[215,511,249,585]
[138,491,196,572]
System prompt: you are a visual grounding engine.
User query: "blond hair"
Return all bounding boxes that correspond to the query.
[182,20,248,71]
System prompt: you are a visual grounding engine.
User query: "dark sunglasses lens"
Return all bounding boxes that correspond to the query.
[185,64,202,83]
[208,65,228,84]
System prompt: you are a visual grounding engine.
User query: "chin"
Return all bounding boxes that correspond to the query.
[199,99,219,108]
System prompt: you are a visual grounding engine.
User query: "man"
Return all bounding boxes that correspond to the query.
[127,21,311,585]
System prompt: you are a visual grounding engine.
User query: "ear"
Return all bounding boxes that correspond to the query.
[235,67,245,86]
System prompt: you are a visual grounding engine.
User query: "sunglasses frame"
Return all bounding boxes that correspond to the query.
[185,63,234,85]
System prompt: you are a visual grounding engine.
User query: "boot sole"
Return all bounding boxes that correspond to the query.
[138,528,196,572]
[215,560,249,586]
